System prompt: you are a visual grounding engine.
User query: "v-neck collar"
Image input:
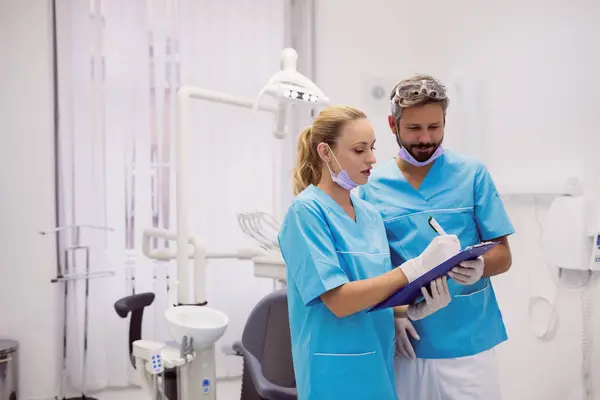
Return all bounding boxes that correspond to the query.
[311,185,361,225]
[391,155,445,202]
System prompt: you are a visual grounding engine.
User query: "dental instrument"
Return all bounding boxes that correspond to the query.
[236,211,286,284]
[237,211,281,251]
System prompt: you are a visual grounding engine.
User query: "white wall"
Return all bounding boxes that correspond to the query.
[315,1,600,399]
[0,0,61,399]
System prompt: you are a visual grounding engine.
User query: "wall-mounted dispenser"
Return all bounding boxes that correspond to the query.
[542,195,600,272]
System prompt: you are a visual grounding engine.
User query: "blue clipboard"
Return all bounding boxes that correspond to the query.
[368,241,499,312]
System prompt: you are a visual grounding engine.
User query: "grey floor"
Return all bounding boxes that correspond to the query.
[95,379,242,400]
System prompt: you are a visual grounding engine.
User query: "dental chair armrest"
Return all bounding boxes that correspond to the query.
[232,341,297,400]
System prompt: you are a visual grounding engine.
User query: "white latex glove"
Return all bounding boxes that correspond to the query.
[407,277,451,321]
[399,235,461,283]
[448,256,484,285]
[394,318,420,360]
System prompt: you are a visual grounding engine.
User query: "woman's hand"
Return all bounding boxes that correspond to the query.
[399,235,461,283]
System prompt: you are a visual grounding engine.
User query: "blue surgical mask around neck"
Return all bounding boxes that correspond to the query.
[326,145,360,191]
[397,145,444,167]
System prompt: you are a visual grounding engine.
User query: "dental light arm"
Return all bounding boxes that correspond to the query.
[274,102,289,139]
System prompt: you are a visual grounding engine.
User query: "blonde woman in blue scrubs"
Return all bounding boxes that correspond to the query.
[360,75,515,399]
[278,105,461,399]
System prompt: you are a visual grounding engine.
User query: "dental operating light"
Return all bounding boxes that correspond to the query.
[255,48,329,139]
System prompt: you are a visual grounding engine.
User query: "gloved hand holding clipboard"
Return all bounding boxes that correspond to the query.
[368,217,498,312]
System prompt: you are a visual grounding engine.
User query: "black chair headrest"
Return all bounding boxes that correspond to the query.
[114,292,155,318]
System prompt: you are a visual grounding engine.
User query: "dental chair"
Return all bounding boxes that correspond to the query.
[113,293,178,400]
[114,289,296,400]
[233,289,297,400]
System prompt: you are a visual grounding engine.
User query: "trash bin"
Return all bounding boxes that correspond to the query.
[0,339,18,400]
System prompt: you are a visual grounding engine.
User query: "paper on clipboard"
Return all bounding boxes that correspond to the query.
[368,241,498,312]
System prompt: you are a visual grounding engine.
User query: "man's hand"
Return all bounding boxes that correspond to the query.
[448,256,484,285]
[394,318,420,360]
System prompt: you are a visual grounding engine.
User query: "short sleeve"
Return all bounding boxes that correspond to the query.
[277,201,350,306]
[474,165,516,241]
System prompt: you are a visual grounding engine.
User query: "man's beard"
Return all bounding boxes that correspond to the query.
[397,135,444,162]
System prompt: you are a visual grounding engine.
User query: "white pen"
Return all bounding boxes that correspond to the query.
[428,216,447,236]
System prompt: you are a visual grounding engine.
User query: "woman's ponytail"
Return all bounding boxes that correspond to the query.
[292,127,322,195]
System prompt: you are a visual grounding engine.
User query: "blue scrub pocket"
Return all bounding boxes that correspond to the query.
[413,279,508,358]
[446,281,491,330]
[310,351,396,399]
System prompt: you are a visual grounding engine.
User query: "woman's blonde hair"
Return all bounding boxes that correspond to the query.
[292,106,367,195]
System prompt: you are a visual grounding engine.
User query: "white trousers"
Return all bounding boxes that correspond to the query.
[394,349,502,400]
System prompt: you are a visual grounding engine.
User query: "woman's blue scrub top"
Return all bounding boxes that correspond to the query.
[278,185,397,400]
[360,151,515,359]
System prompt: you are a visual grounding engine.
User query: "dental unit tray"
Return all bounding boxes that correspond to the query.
[368,241,498,312]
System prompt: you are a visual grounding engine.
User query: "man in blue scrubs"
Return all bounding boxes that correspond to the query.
[360,75,515,399]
